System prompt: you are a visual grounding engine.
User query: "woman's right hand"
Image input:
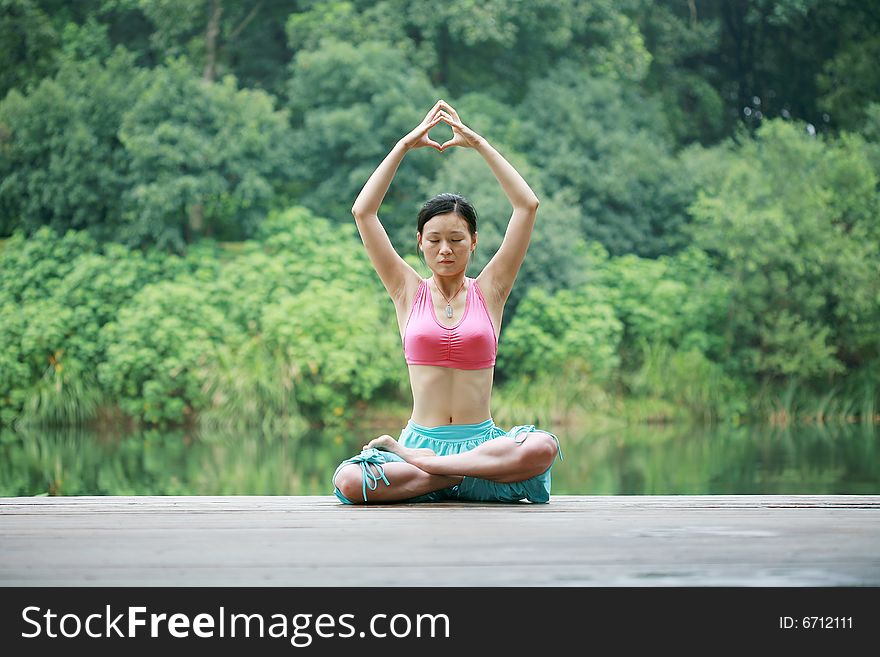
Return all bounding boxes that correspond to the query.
[399,100,445,152]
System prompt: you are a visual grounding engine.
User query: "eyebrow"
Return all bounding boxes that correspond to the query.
[426,230,466,236]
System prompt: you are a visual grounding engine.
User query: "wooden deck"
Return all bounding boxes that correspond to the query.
[2,495,878,586]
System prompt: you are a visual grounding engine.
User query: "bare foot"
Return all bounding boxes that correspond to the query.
[364,434,435,462]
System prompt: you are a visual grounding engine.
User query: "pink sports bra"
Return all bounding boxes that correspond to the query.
[403,277,497,369]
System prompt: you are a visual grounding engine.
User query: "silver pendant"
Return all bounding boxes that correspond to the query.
[446,304,453,318]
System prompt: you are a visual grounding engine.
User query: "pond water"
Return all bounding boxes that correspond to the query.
[1,421,878,497]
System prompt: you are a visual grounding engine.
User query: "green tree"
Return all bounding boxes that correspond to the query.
[687,119,880,382]
[0,50,294,247]
[119,57,295,249]
[287,0,652,102]
[635,0,880,139]
[97,276,235,425]
[286,39,442,233]
[0,227,181,425]
[515,60,695,257]
[0,49,148,238]
[0,0,59,98]
[633,0,725,145]
[105,0,293,91]
[498,281,623,386]
[598,246,732,369]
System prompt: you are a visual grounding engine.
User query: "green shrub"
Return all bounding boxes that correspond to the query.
[98,278,236,425]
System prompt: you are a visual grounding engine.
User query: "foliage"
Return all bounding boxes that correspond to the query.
[96,277,231,424]
[496,240,747,421]
[0,0,59,98]
[1,1,879,429]
[597,246,732,368]
[498,281,623,386]
[205,207,406,427]
[0,48,148,238]
[286,38,442,233]
[687,119,880,382]
[633,0,725,145]
[119,57,295,249]
[260,278,403,425]
[629,342,749,423]
[0,227,179,425]
[0,208,407,428]
[0,49,295,248]
[514,60,695,257]
[287,0,652,100]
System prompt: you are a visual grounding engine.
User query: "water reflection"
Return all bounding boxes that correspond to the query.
[1,422,877,496]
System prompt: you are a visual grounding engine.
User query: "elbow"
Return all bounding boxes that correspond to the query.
[524,196,540,212]
[353,207,378,222]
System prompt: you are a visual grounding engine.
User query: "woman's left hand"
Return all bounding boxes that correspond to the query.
[435,101,483,150]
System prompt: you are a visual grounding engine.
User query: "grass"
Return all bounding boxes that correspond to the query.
[755,377,879,427]
[18,370,104,428]
[198,340,308,436]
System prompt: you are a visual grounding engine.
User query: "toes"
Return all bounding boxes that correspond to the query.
[363,435,394,451]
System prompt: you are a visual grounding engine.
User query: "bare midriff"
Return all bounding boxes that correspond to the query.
[394,272,502,427]
[407,364,494,426]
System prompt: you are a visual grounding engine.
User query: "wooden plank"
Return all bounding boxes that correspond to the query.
[1,495,878,586]
[3,495,878,511]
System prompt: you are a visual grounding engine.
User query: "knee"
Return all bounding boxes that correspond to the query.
[333,464,366,504]
[519,432,558,470]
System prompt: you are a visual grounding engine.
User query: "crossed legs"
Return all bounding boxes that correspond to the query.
[333,431,559,504]
[333,461,462,504]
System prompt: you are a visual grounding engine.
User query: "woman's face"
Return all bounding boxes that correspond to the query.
[418,213,477,275]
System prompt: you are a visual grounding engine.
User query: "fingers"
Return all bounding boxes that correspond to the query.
[438,100,461,122]
[422,99,443,123]
[415,100,465,151]
[434,111,462,130]
[420,113,444,134]
[424,99,461,125]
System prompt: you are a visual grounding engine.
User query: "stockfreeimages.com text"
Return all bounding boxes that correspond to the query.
[21,605,450,647]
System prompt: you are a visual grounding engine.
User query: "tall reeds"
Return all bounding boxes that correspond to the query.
[18,369,104,428]
[756,374,879,427]
[628,341,746,425]
[198,339,307,436]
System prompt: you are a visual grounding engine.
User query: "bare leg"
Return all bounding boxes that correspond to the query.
[364,432,558,484]
[334,462,462,504]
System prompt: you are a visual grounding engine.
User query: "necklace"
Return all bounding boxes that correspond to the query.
[431,277,466,318]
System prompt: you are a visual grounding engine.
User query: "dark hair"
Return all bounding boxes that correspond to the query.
[417,193,478,237]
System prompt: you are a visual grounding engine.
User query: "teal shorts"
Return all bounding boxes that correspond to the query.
[332,418,562,505]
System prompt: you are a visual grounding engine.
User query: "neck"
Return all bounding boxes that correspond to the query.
[430,272,467,299]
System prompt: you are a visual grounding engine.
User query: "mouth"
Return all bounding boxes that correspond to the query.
[440,260,454,264]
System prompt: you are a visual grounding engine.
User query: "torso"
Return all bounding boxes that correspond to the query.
[393,272,505,426]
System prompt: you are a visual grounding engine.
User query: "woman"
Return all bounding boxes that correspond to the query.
[333,100,562,504]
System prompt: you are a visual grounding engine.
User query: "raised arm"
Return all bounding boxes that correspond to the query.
[434,102,539,304]
[351,102,445,301]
